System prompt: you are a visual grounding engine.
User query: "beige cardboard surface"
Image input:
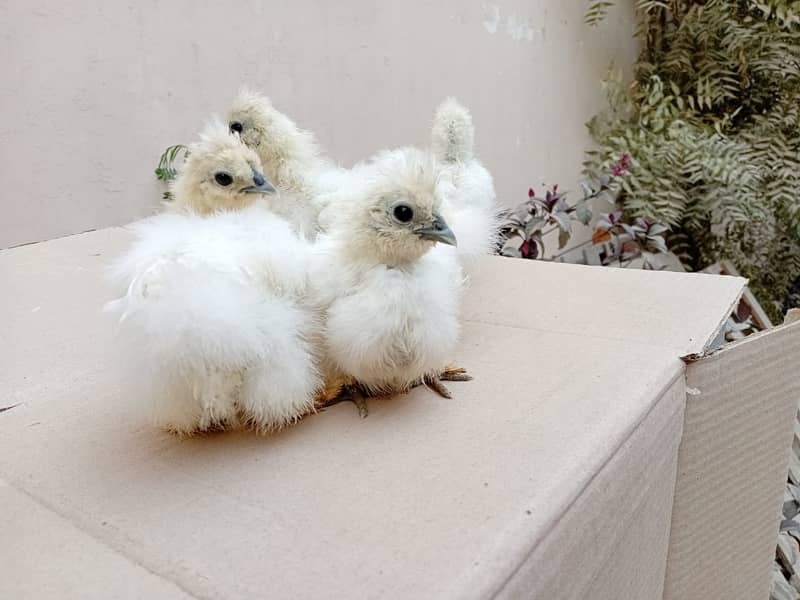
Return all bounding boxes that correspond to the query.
[0,228,746,599]
[663,321,800,600]
[462,257,744,356]
[0,483,194,600]
[485,374,685,599]
[586,406,681,600]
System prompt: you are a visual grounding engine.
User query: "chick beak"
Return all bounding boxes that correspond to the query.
[414,213,457,246]
[241,170,276,194]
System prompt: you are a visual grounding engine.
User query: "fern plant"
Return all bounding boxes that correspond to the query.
[154,144,189,200]
[585,0,800,321]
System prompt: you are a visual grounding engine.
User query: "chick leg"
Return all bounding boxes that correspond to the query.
[317,385,370,419]
[313,373,368,417]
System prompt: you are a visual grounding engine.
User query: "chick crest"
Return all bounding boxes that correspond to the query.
[168,119,275,215]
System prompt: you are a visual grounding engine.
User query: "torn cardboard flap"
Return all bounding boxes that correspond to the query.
[664,319,800,600]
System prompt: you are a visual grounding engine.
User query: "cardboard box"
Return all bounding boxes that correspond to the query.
[1,227,797,599]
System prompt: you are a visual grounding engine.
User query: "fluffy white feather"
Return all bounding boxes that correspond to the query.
[430,97,476,164]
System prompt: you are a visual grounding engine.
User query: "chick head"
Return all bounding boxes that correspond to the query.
[343,149,457,267]
[171,119,275,214]
[226,88,271,150]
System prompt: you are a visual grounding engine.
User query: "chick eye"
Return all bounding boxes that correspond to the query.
[393,204,414,223]
[214,172,233,186]
[229,122,243,134]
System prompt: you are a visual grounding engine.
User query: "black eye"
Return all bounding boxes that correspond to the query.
[214,172,233,186]
[229,122,243,134]
[393,204,414,223]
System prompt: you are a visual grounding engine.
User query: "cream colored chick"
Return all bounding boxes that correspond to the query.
[309,148,475,416]
[167,120,275,215]
[310,100,498,415]
[226,88,347,238]
[106,125,319,435]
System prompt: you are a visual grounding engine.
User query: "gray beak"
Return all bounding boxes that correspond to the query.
[240,170,276,194]
[414,213,457,246]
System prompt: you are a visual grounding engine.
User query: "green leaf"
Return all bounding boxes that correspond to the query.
[558,227,571,249]
[155,144,189,182]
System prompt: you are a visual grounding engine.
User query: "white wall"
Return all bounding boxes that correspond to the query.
[0,1,637,248]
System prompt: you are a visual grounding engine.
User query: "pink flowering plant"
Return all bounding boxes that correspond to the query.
[499,184,595,259]
[498,153,671,269]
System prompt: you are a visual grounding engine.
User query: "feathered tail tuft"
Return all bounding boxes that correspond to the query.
[431,98,475,164]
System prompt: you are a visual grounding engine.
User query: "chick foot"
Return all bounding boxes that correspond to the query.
[422,366,473,399]
[440,366,473,382]
[317,385,370,419]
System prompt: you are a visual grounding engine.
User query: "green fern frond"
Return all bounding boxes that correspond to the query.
[585,0,800,321]
[585,2,616,26]
[155,144,189,182]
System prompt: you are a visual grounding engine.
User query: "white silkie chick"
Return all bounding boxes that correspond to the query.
[310,99,498,415]
[309,148,479,416]
[106,123,320,435]
[226,88,348,238]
